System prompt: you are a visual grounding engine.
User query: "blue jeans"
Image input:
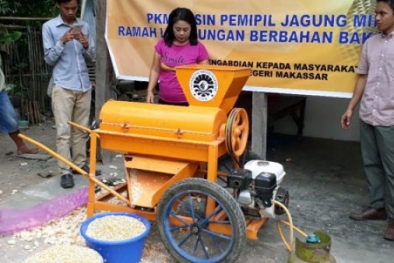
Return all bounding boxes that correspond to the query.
[0,90,19,133]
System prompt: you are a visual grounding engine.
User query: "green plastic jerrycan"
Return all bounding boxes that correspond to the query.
[288,231,336,263]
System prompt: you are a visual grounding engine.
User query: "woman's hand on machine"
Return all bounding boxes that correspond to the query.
[146,91,155,103]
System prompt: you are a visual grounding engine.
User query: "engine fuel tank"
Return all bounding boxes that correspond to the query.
[244,160,286,184]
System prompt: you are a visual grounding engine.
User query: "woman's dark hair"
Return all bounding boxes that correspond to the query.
[163,7,198,46]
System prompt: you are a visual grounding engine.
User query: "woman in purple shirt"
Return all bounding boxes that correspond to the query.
[146,7,209,106]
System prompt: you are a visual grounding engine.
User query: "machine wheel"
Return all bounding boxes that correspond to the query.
[157,178,246,263]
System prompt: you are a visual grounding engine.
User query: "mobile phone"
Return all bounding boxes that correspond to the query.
[70,25,82,34]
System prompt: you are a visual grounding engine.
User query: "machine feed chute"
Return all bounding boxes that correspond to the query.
[176,65,250,113]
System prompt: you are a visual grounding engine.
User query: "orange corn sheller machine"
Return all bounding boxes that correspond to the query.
[88,65,262,238]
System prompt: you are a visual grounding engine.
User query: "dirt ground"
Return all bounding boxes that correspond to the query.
[1,123,394,263]
[0,123,57,200]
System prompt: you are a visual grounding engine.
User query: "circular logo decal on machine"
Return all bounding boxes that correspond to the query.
[189,70,218,101]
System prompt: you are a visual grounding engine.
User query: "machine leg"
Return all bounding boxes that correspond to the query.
[86,202,95,218]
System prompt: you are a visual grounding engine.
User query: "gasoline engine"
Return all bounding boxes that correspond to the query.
[227,160,289,219]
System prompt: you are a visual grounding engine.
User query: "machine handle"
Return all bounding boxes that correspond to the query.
[18,133,132,206]
[18,133,86,175]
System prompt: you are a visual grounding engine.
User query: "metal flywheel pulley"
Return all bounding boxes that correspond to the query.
[225,108,249,157]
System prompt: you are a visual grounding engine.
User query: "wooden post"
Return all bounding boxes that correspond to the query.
[251,92,267,160]
[95,0,114,163]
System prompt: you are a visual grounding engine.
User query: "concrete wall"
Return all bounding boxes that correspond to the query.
[273,96,361,141]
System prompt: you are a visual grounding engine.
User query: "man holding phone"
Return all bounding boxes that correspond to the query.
[70,24,82,37]
[42,0,95,189]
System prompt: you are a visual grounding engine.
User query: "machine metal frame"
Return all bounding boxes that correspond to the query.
[20,65,269,263]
